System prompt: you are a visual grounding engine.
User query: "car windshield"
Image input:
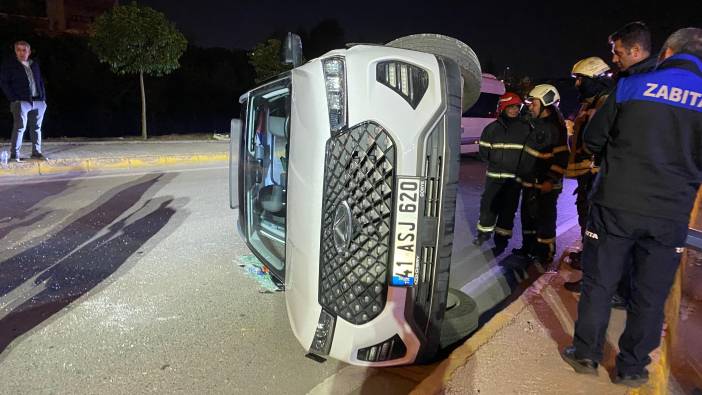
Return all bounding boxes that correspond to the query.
[462,92,500,118]
[242,78,291,272]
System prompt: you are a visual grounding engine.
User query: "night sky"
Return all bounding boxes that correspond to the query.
[139,0,695,79]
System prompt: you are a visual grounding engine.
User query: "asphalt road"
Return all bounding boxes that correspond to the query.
[0,159,580,394]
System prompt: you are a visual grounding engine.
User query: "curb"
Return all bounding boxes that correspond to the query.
[410,293,529,394]
[0,153,229,177]
[410,272,670,395]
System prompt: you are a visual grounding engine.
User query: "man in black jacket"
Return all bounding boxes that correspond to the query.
[609,21,657,78]
[0,40,48,162]
[607,21,656,308]
[562,28,702,387]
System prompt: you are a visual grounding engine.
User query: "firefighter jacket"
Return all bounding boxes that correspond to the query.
[566,94,608,178]
[584,53,702,224]
[478,114,534,182]
[517,114,569,190]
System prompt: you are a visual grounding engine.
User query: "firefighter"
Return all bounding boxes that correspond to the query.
[512,84,569,269]
[563,57,614,291]
[562,27,702,387]
[474,92,532,256]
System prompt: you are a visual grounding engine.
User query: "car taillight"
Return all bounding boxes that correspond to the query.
[376,61,429,109]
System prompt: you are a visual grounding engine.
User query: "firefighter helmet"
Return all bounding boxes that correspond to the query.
[497,92,523,113]
[571,57,610,78]
[527,84,560,107]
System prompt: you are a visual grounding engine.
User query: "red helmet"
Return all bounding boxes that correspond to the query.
[497,92,523,113]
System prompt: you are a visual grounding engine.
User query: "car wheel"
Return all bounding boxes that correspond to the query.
[440,288,479,349]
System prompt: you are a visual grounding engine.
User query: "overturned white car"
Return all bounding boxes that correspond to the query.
[230,34,483,366]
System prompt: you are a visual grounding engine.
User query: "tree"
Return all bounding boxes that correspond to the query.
[248,39,291,84]
[90,3,187,139]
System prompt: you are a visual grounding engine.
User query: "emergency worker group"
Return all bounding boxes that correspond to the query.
[473,22,702,387]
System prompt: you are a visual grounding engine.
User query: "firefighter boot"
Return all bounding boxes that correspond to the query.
[533,241,556,272]
[492,234,509,256]
[568,250,583,270]
[472,231,491,246]
[512,234,536,259]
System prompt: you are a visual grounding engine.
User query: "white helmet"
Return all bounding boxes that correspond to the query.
[571,57,610,78]
[527,84,560,107]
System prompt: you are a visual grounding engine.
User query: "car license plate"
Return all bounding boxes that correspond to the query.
[391,177,422,287]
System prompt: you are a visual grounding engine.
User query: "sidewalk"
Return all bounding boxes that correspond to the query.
[412,253,691,395]
[0,139,230,177]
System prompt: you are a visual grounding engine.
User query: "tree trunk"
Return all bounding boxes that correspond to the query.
[140,71,147,140]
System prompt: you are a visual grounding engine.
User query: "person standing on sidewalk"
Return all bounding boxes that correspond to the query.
[606,21,656,308]
[0,40,48,162]
[562,57,613,292]
[562,27,702,387]
[473,92,532,256]
[512,85,568,269]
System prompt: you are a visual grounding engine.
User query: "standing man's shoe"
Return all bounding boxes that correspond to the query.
[31,153,48,161]
[9,154,23,162]
[613,370,649,387]
[561,346,599,375]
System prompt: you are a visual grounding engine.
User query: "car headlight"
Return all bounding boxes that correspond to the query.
[323,56,347,133]
[376,61,429,109]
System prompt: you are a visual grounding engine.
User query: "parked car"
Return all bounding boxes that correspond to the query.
[230,34,482,366]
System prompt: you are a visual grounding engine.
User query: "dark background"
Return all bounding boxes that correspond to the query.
[0,0,697,138]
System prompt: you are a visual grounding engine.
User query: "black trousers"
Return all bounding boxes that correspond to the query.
[477,178,521,245]
[573,204,686,375]
[575,173,633,298]
[520,187,560,261]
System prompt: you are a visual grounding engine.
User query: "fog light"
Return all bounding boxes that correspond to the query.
[308,309,336,357]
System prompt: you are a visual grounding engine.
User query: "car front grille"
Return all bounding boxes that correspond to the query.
[319,122,396,325]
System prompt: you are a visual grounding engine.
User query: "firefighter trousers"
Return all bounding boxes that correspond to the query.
[477,178,521,247]
[573,204,686,375]
[520,187,560,262]
[574,172,594,238]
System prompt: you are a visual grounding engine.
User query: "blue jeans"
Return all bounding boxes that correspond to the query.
[10,100,46,157]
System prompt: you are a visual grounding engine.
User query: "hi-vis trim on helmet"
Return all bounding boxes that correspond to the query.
[527,84,560,107]
[497,92,523,113]
[571,57,610,78]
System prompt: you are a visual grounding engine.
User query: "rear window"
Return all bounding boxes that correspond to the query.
[462,92,500,118]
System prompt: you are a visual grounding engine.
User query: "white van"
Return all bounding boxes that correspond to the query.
[459,73,506,154]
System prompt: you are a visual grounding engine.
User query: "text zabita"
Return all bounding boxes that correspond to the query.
[642,83,702,107]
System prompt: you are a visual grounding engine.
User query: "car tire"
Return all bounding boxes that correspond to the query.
[440,288,479,348]
[385,33,482,112]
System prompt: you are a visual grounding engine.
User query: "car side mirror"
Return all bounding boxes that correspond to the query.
[283,32,303,67]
